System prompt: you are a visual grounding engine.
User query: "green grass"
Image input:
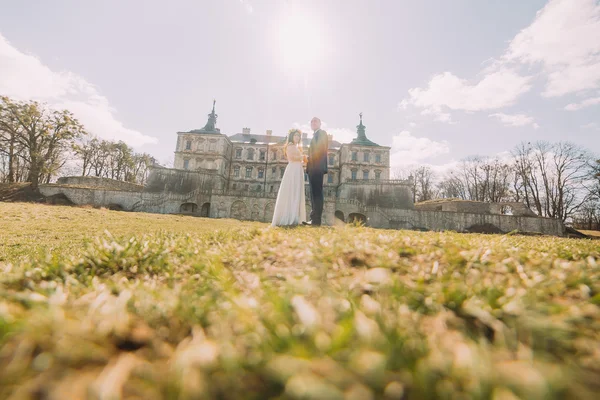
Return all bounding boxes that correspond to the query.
[0,202,599,399]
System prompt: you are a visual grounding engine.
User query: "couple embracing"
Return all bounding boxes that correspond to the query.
[271,117,328,228]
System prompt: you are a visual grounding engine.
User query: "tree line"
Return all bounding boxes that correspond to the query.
[0,96,155,189]
[395,142,599,228]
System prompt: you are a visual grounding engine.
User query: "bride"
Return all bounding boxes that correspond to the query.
[271,129,307,227]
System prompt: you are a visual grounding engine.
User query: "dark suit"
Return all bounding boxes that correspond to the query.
[307,129,328,225]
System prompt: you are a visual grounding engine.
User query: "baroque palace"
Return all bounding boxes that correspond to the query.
[40,102,565,236]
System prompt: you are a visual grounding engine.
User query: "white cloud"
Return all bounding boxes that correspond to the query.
[390,131,450,167]
[565,96,600,111]
[420,108,455,124]
[0,33,157,147]
[404,69,532,113]
[504,0,600,97]
[581,122,599,130]
[239,0,253,13]
[408,122,417,127]
[489,113,539,129]
[400,0,600,120]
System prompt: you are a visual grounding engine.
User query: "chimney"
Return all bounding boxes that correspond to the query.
[242,127,251,135]
[302,132,308,140]
[266,129,272,136]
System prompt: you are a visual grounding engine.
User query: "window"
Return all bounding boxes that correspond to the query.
[185,140,192,150]
[232,183,237,190]
[257,185,262,192]
[280,167,285,178]
[272,150,278,160]
[247,149,255,160]
[304,173,308,182]
[328,174,333,184]
[375,170,381,180]
[364,152,370,162]
[375,153,381,163]
[258,169,264,179]
[234,166,240,177]
[259,150,266,161]
[270,185,274,193]
[363,170,369,180]
[351,169,357,180]
[209,141,216,151]
[272,167,276,174]
[183,159,190,170]
[246,167,253,178]
[235,148,242,159]
[244,184,249,190]
[328,154,335,166]
[351,151,358,161]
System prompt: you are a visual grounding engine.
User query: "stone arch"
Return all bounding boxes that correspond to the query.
[180,203,198,213]
[200,202,210,217]
[230,200,247,220]
[265,202,275,222]
[335,210,345,222]
[107,203,124,211]
[348,213,367,225]
[251,204,260,221]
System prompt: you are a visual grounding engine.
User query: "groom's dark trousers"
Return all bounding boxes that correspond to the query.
[307,128,328,226]
[308,169,324,225]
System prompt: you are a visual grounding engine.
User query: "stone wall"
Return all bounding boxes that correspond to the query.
[415,200,537,216]
[366,208,564,236]
[144,166,226,193]
[56,176,144,191]
[40,185,146,210]
[337,181,413,209]
[38,184,565,237]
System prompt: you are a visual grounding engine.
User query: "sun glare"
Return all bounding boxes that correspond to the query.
[277,13,325,72]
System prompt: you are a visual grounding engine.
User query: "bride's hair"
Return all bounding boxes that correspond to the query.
[284,128,303,157]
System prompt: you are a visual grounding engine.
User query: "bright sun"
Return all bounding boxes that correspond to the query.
[277,13,325,72]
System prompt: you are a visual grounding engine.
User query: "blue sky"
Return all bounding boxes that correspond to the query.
[1,0,598,169]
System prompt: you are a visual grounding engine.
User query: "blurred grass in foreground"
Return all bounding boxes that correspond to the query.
[0,202,599,399]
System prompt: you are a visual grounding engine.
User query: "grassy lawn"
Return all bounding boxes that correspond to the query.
[579,230,600,238]
[0,202,599,399]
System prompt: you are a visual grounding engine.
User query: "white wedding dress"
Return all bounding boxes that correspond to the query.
[271,143,307,227]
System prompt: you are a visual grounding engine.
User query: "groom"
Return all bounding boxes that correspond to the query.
[303,117,328,227]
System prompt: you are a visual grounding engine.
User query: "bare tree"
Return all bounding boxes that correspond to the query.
[412,166,437,202]
[72,136,156,185]
[0,97,86,189]
[438,172,467,199]
[512,141,592,221]
[0,96,26,183]
[438,156,513,202]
